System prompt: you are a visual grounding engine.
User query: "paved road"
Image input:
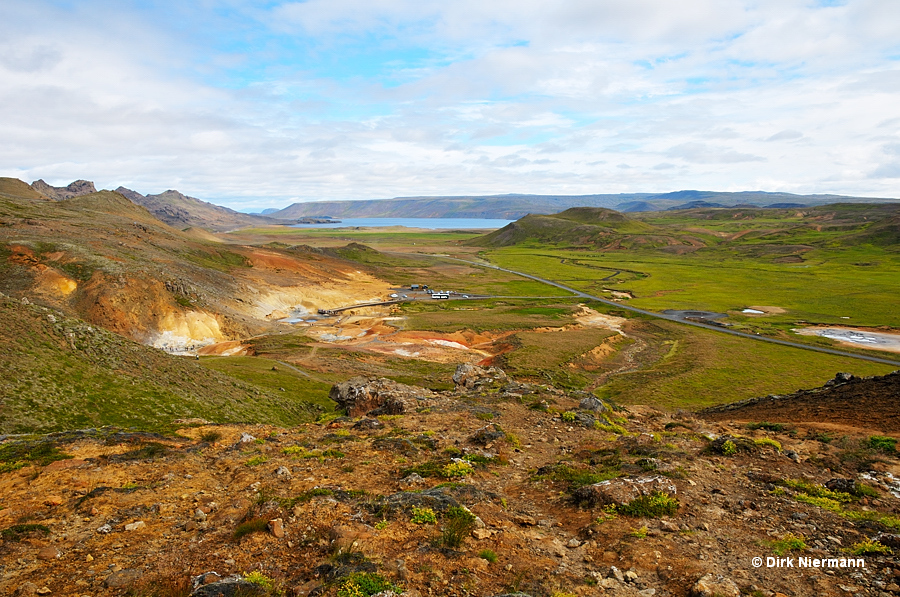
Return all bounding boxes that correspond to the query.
[410,253,900,368]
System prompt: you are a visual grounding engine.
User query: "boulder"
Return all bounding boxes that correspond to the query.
[372,437,418,455]
[401,473,426,485]
[690,573,740,597]
[573,476,677,507]
[329,377,432,417]
[824,478,856,494]
[452,363,508,389]
[352,418,384,431]
[825,372,855,386]
[469,424,505,446]
[578,395,609,414]
[379,487,461,514]
[876,533,900,549]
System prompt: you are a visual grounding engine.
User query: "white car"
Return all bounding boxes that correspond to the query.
[390,293,398,298]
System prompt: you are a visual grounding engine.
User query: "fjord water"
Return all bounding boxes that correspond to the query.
[291,217,514,229]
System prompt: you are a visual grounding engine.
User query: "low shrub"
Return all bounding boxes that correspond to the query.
[753,438,782,451]
[593,420,627,434]
[411,506,437,525]
[628,526,648,538]
[1,523,51,541]
[243,570,276,590]
[618,491,679,518]
[721,440,737,456]
[441,506,477,548]
[479,549,498,563]
[868,435,897,453]
[200,430,222,443]
[442,461,474,478]
[846,539,892,556]
[336,572,399,597]
[782,479,854,503]
[233,517,269,540]
[771,532,806,555]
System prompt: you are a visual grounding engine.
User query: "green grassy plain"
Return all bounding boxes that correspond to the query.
[593,320,894,409]
[485,246,900,327]
[402,298,583,332]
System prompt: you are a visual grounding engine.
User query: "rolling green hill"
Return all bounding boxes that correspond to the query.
[469,203,900,251]
[468,207,667,248]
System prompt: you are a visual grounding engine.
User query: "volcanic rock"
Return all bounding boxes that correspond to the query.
[573,476,677,507]
[329,377,432,417]
[452,363,508,388]
[31,179,97,200]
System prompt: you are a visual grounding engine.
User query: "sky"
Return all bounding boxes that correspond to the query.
[1,0,900,210]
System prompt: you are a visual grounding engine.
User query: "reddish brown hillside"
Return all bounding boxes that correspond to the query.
[699,371,900,433]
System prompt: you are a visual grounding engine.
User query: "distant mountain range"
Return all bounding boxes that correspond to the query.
[22,179,900,231]
[269,190,897,220]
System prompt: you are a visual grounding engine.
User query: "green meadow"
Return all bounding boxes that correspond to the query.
[484,245,900,327]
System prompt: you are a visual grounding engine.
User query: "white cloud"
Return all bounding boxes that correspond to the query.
[766,130,804,142]
[1,0,899,208]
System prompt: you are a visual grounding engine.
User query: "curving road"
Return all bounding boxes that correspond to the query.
[410,253,900,368]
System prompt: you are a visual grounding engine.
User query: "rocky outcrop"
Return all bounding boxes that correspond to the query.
[31,179,97,200]
[573,476,677,507]
[329,377,433,417]
[578,394,609,413]
[116,187,275,232]
[452,363,508,389]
